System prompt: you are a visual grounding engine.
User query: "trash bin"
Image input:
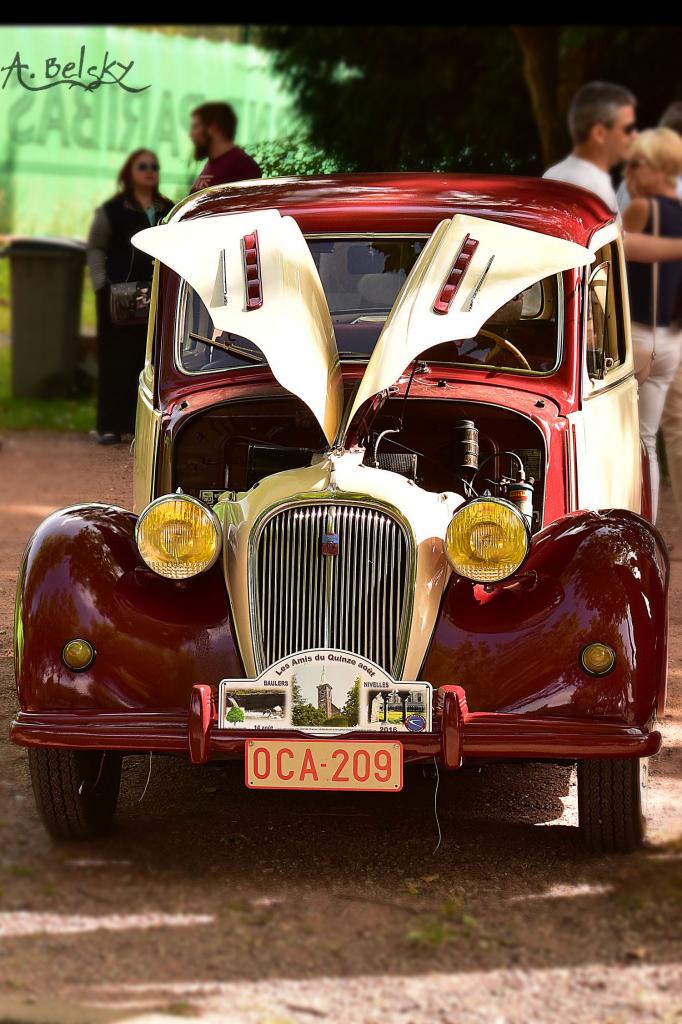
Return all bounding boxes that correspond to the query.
[1,236,86,398]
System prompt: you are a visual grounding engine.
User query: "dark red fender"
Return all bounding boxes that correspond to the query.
[422,510,669,725]
[15,506,244,712]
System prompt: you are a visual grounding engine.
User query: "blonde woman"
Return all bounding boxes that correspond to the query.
[624,127,682,521]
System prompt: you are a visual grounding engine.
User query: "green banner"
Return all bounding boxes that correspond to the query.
[0,26,296,237]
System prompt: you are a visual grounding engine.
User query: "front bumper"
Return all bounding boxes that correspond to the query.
[10,686,661,766]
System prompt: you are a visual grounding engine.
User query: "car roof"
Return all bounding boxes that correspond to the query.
[171,171,615,247]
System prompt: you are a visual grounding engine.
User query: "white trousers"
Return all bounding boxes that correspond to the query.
[661,334,682,525]
[634,320,682,521]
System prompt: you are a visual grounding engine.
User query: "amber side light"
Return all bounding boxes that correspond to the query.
[62,639,95,672]
[580,643,616,676]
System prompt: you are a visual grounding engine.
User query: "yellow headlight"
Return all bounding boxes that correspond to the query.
[136,495,221,579]
[445,498,529,583]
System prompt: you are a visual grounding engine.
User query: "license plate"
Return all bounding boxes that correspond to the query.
[245,739,403,792]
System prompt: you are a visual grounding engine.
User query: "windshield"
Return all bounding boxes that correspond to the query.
[176,237,561,376]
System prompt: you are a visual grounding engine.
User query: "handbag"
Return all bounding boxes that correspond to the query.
[634,198,660,386]
[109,231,151,326]
[109,281,152,325]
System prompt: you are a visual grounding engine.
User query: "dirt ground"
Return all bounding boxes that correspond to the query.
[0,432,680,1024]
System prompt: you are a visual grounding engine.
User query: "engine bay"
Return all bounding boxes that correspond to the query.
[173,394,546,532]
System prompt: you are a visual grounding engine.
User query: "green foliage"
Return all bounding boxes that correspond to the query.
[325,714,350,727]
[226,705,245,723]
[261,25,682,174]
[291,677,328,726]
[250,131,343,177]
[294,702,327,727]
[260,26,540,173]
[342,677,361,727]
[291,678,304,709]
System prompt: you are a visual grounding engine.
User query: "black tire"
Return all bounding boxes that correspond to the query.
[577,757,647,853]
[28,748,122,840]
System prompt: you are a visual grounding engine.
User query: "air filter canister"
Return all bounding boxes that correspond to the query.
[453,419,479,471]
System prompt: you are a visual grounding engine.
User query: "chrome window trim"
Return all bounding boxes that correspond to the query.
[247,491,417,678]
[582,241,630,395]
[582,369,635,400]
[174,247,564,380]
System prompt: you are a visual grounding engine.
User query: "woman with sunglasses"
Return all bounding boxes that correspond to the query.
[86,149,174,444]
[623,127,682,521]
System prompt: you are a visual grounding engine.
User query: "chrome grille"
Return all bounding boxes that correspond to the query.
[251,502,412,674]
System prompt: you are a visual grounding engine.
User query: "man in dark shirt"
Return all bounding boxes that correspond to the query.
[189,102,262,193]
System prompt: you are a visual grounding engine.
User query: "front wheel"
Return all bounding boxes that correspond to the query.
[28,748,122,840]
[577,757,648,853]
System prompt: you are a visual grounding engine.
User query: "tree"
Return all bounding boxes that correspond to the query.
[342,677,361,727]
[291,677,327,726]
[250,131,341,177]
[226,705,245,724]
[291,677,305,713]
[295,704,328,727]
[261,25,682,175]
[512,25,682,166]
[261,26,541,174]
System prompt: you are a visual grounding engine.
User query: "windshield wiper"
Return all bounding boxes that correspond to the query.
[189,331,264,365]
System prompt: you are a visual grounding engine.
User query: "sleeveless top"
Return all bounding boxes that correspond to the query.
[627,195,682,327]
[102,193,173,284]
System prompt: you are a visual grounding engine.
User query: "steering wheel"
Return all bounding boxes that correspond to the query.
[479,329,531,371]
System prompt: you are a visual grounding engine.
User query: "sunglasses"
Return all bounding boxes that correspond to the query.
[626,159,648,170]
[603,121,638,136]
[136,162,159,172]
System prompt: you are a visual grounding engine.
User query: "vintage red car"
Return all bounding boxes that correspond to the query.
[12,173,668,852]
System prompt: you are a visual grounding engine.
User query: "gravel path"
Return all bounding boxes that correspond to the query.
[0,432,680,1024]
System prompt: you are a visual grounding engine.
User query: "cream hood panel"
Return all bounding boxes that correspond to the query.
[344,214,595,430]
[132,210,343,444]
[218,451,462,680]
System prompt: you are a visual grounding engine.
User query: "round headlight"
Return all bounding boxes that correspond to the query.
[136,494,221,579]
[445,498,529,583]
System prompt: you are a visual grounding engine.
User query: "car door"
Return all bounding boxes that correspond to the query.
[569,234,641,512]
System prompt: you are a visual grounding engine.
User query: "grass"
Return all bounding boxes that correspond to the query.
[0,255,97,431]
[0,345,95,432]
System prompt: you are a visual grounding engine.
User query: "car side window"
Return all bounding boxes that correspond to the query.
[586,244,626,380]
[177,283,266,373]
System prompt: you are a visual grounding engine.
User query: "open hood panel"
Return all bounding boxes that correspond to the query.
[132,209,343,444]
[134,209,593,449]
[343,214,594,433]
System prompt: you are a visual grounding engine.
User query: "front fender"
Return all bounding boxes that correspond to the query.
[15,504,243,712]
[422,509,669,725]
